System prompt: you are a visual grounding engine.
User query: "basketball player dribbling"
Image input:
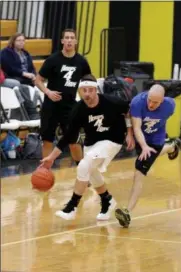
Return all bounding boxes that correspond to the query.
[115,84,181,228]
[40,74,135,221]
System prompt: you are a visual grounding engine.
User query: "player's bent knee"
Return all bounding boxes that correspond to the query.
[77,156,93,182]
[135,160,149,176]
[91,176,104,188]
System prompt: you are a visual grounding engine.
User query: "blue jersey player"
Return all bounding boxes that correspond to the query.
[115,84,181,227]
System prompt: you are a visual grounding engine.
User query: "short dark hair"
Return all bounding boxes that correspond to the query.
[62,28,76,38]
[81,74,97,82]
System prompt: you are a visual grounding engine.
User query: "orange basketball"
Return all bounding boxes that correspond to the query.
[31,167,55,191]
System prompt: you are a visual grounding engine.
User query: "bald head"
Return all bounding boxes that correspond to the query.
[149,84,165,97]
[147,84,165,111]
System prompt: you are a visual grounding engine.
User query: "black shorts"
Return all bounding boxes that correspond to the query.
[40,98,77,142]
[135,143,164,176]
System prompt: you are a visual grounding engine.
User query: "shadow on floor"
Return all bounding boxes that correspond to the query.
[1,148,136,178]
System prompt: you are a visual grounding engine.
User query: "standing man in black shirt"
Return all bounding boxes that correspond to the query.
[40,74,135,221]
[35,29,91,163]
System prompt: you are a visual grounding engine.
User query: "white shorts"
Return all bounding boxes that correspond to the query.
[84,140,122,173]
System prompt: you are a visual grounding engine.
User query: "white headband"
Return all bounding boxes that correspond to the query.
[78,81,98,88]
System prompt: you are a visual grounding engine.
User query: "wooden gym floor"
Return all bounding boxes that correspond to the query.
[1,153,181,272]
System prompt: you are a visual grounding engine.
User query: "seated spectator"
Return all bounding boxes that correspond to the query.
[1,33,36,86]
[0,68,39,120]
[0,67,20,88]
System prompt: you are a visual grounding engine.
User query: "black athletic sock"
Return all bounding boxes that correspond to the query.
[99,191,112,214]
[63,193,82,213]
[99,191,112,202]
[70,192,82,206]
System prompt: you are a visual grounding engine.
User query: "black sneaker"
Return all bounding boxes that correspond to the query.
[55,200,77,220]
[115,208,131,228]
[167,138,181,160]
[97,196,117,220]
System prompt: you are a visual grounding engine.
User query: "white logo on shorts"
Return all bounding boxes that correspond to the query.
[89,115,110,132]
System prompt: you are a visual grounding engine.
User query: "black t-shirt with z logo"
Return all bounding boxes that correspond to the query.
[57,94,130,150]
[39,51,91,100]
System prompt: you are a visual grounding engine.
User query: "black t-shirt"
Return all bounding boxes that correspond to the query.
[57,94,130,150]
[39,51,91,100]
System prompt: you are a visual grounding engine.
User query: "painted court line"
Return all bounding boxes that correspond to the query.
[75,232,181,245]
[1,208,181,247]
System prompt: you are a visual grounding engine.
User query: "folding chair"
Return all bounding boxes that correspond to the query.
[14,86,41,121]
[0,87,40,129]
[35,86,44,102]
[27,85,44,107]
[0,97,21,131]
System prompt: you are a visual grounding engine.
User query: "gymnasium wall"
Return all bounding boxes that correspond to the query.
[139,1,174,79]
[108,1,181,80]
[172,2,181,69]
[2,1,180,79]
[1,1,45,38]
[109,1,141,62]
[76,2,109,78]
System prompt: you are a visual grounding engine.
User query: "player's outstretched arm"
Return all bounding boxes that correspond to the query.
[132,117,157,160]
[40,122,80,169]
[40,103,82,169]
[39,147,62,169]
[132,117,147,149]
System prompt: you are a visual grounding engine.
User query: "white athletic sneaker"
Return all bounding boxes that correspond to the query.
[55,199,77,220]
[55,208,77,220]
[96,197,117,221]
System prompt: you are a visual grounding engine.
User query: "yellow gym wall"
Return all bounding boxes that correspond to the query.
[76,1,109,78]
[139,1,174,79]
